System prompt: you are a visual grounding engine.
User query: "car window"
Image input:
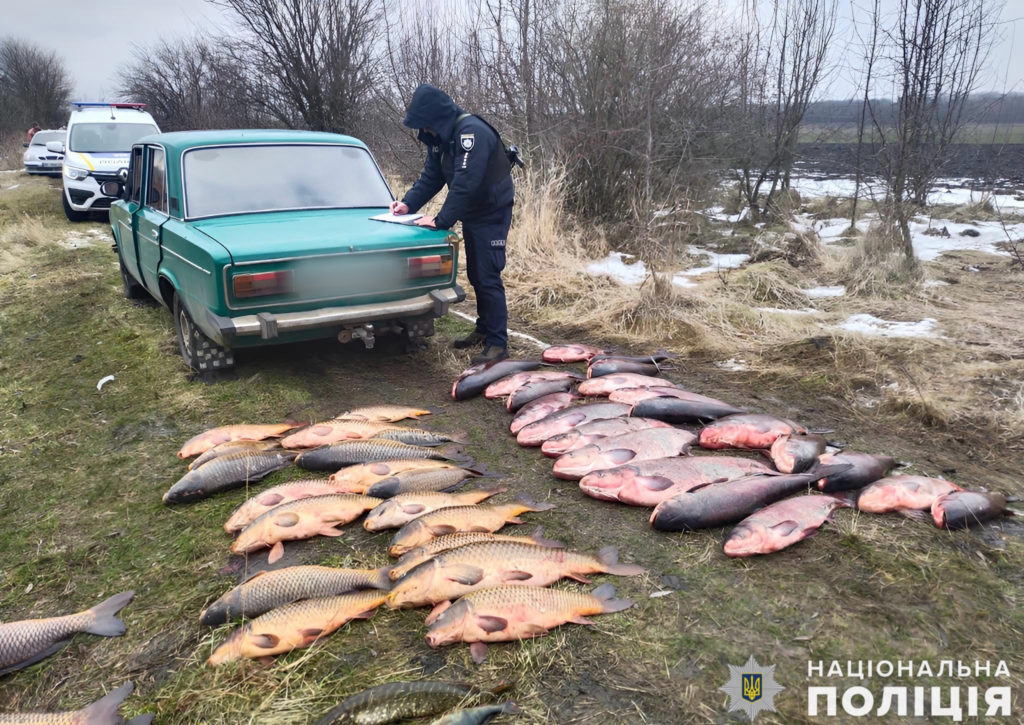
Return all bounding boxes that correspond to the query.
[69,123,159,153]
[183,144,392,218]
[129,146,144,204]
[145,147,167,214]
[31,131,64,146]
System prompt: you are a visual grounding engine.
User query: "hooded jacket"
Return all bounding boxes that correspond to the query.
[400,84,514,229]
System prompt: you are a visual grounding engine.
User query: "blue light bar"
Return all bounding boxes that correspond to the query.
[71,102,147,109]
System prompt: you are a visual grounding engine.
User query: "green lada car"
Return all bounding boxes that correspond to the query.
[106,129,464,372]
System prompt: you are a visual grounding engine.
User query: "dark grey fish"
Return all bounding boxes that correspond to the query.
[163,449,296,504]
[506,378,576,412]
[649,464,851,531]
[429,702,522,724]
[589,349,674,364]
[815,451,895,492]
[769,434,829,473]
[365,468,488,498]
[452,359,545,401]
[629,393,745,423]
[587,360,665,378]
[314,681,482,725]
[295,439,468,470]
[932,491,1009,529]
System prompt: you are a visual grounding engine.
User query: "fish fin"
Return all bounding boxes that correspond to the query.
[425,600,452,626]
[371,567,392,590]
[81,682,134,722]
[592,583,635,613]
[506,516,526,524]
[470,642,490,664]
[241,569,270,584]
[446,564,485,586]
[897,508,930,521]
[448,430,470,445]
[0,640,72,676]
[267,541,285,564]
[529,526,565,548]
[439,444,472,462]
[640,475,676,492]
[252,633,280,649]
[476,615,509,633]
[478,482,510,494]
[770,520,801,536]
[83,589,134,636]
[258,656,276,665]
[502,570,534,582]
[569,616,596,625]
[427,523,459,536]
[606,448,638,464]
[518,623,550,637]
[319,525,345,538]
[513,492,557,512]
[300,628,325,640]
[400,503,427,515]
[273,512,301,527]
[598,546,646,576]
[353,607,378,620]
[566,573,592,583]
[689,477,730,493]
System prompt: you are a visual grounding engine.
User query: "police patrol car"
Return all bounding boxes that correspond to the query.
[53,102,160,221]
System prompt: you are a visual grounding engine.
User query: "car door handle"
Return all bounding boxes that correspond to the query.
[149,229,158,239]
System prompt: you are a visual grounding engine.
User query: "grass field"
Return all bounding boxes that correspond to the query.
[799,122,1024,145]
[0,172,1022,723]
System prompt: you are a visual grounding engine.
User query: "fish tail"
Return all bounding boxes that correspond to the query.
[529,526,565,548]
[81,682,134,721]
[371,566,393,591]
[439,444,472,462]
[448,430,470,444]
[597,546,645,576]
[513,492,556,512]
[83,590,134,636]
[592,583,634,613]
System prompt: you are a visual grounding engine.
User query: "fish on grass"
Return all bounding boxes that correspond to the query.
[295,439,469,470]
[283,421,466,449]
[388,527,565,581]
[768,434,828,474]
[515,402,630,447]
[0,681,152,725]
[509,392,577,435]
[177,423,303,459]
[314,681,499,725]
[334,405,435,422]
[698,413,807,450]
[188,439,282,471]
[0,591,134,676]
[586,359,668,378]
[425,583,633,664]
[200,566,391,626]
[231,494,382,564]
[328,459,465,493]
[388,542,644,609]
[365,468,492,499]
[589,350,674,365]
[388,495,556,556]
[577,373,678,397]
[815,451,896,492]
[856,475,962,514]
[364,486,509,531]
[932,491,1010,529]
[225,478,371,533]
[724,494,852,557]
[649,464,851,532]
[163,449,297,505]
[484,370,582,399]
[541,416,672,457]
[551,428,696,480]
[207,590,387,666]
[506,378,577,412]
[452,359,545,401]
[628,393,745,424]
[578,455,776,507]
[428,701,521,725]
[541,343,609,363]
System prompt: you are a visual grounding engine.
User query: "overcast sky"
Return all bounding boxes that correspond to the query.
[2,0,1022,102]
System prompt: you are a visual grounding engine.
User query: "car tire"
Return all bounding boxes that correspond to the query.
[62,191,88,222]
[173,293,234,372]
[118,250,149,300]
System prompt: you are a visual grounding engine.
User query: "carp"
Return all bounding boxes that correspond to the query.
[0,681,150,725]
[363,487,509,531]
[314,681,487,725]
[388,527,564,581]
[608,385,698,405]
[932,491,1009,529]
[284,421,464,449]
[815,451,895,492]
[177,423,302,459]
[515,403,630,447]
[428,702,521,725]
[506,378,577,412]
[629,393,746,423]
[578,373,678,397]
[724,494,852,556]
[163,449,297,505]
[365,468,491,498]
[199,565,391,626]
[509,392,577,434]
[649,464,851,531]
[452,359,545,401]
[388,543,643,609]
[0,591,134,676]
[231,494,382,563]
[207,590,387,665]
[541,417,672,458]
[552,428,697,480]
[541,343,608,363]
[857,475,962,514]
[589,350,674,365]
[484,371,582,399]
[225,478,358,533]
[328,459,463,493]
[587,360,667,378]
[295,440,467,470]
[388,495,556,556]
[579,455,775,506]
[334,405,434,422]
[769,434,828,474]
[424,583,633,663]
[188,439,282,471]
[698,414,807,450]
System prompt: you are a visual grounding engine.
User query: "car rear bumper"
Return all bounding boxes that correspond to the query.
[208,285,466,342]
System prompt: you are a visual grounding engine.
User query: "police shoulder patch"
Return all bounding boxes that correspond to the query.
[460,133,475,151]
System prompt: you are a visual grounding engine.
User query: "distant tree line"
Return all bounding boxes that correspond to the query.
[0,36,71,135]
[804,92,1024,127]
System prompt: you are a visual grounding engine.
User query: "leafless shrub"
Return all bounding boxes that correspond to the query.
[0,36,71,134]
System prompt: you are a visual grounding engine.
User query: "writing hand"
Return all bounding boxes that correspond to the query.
[390,201,409,215]
[414,215,437,228]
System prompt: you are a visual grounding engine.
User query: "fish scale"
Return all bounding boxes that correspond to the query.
[328,459,462,492]
[296,439,460,470]
[364,488,505,530]
[225,478,356,533]
[163,449,296,504]
[388,529,564,581]
[314,681,480,725]
[177,422,301,458]
[335,405,433,422]
[0,682,141,725]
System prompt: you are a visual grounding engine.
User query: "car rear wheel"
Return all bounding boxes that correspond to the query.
[173,293,234,372]
[118,249,148,300]
[62,191,88,222]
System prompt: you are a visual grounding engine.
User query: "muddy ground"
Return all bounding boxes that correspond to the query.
[0,172,1022,723]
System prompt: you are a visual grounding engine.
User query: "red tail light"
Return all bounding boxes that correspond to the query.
[408,254,453,279]
[233,270,292,298]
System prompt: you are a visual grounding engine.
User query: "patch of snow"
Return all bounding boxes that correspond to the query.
[790,176,862,199]
[756,307,819,315]
[5,184,20,190]
[908,219,1024,261]
[805,285,846,299]
[924,279,950,287]
[586,251,648,286]
[839,314,939,339]
[714,358,748,371]
[671,246,750,287]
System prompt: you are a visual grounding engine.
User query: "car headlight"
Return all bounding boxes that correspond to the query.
[64,166,89,181]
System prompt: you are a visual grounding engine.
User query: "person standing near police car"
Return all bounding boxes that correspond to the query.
[389,84,515,365]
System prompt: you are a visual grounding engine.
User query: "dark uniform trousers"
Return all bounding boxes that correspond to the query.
[462,204,512,350]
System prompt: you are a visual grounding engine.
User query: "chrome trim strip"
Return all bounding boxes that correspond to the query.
[164,246,212,275]
[229,243,452,267]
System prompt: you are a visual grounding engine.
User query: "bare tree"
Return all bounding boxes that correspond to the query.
[0,36,72,133]
[850,0,882,230]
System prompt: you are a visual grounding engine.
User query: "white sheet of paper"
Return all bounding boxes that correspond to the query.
[369,212,424,224]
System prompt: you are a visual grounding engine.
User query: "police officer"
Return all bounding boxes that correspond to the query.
[390,84,515,365]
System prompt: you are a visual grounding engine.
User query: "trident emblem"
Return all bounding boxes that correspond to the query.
[742,674,763,702]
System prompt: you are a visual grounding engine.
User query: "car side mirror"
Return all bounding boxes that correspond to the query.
[100,181,123,198]
[45,141,65,154]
